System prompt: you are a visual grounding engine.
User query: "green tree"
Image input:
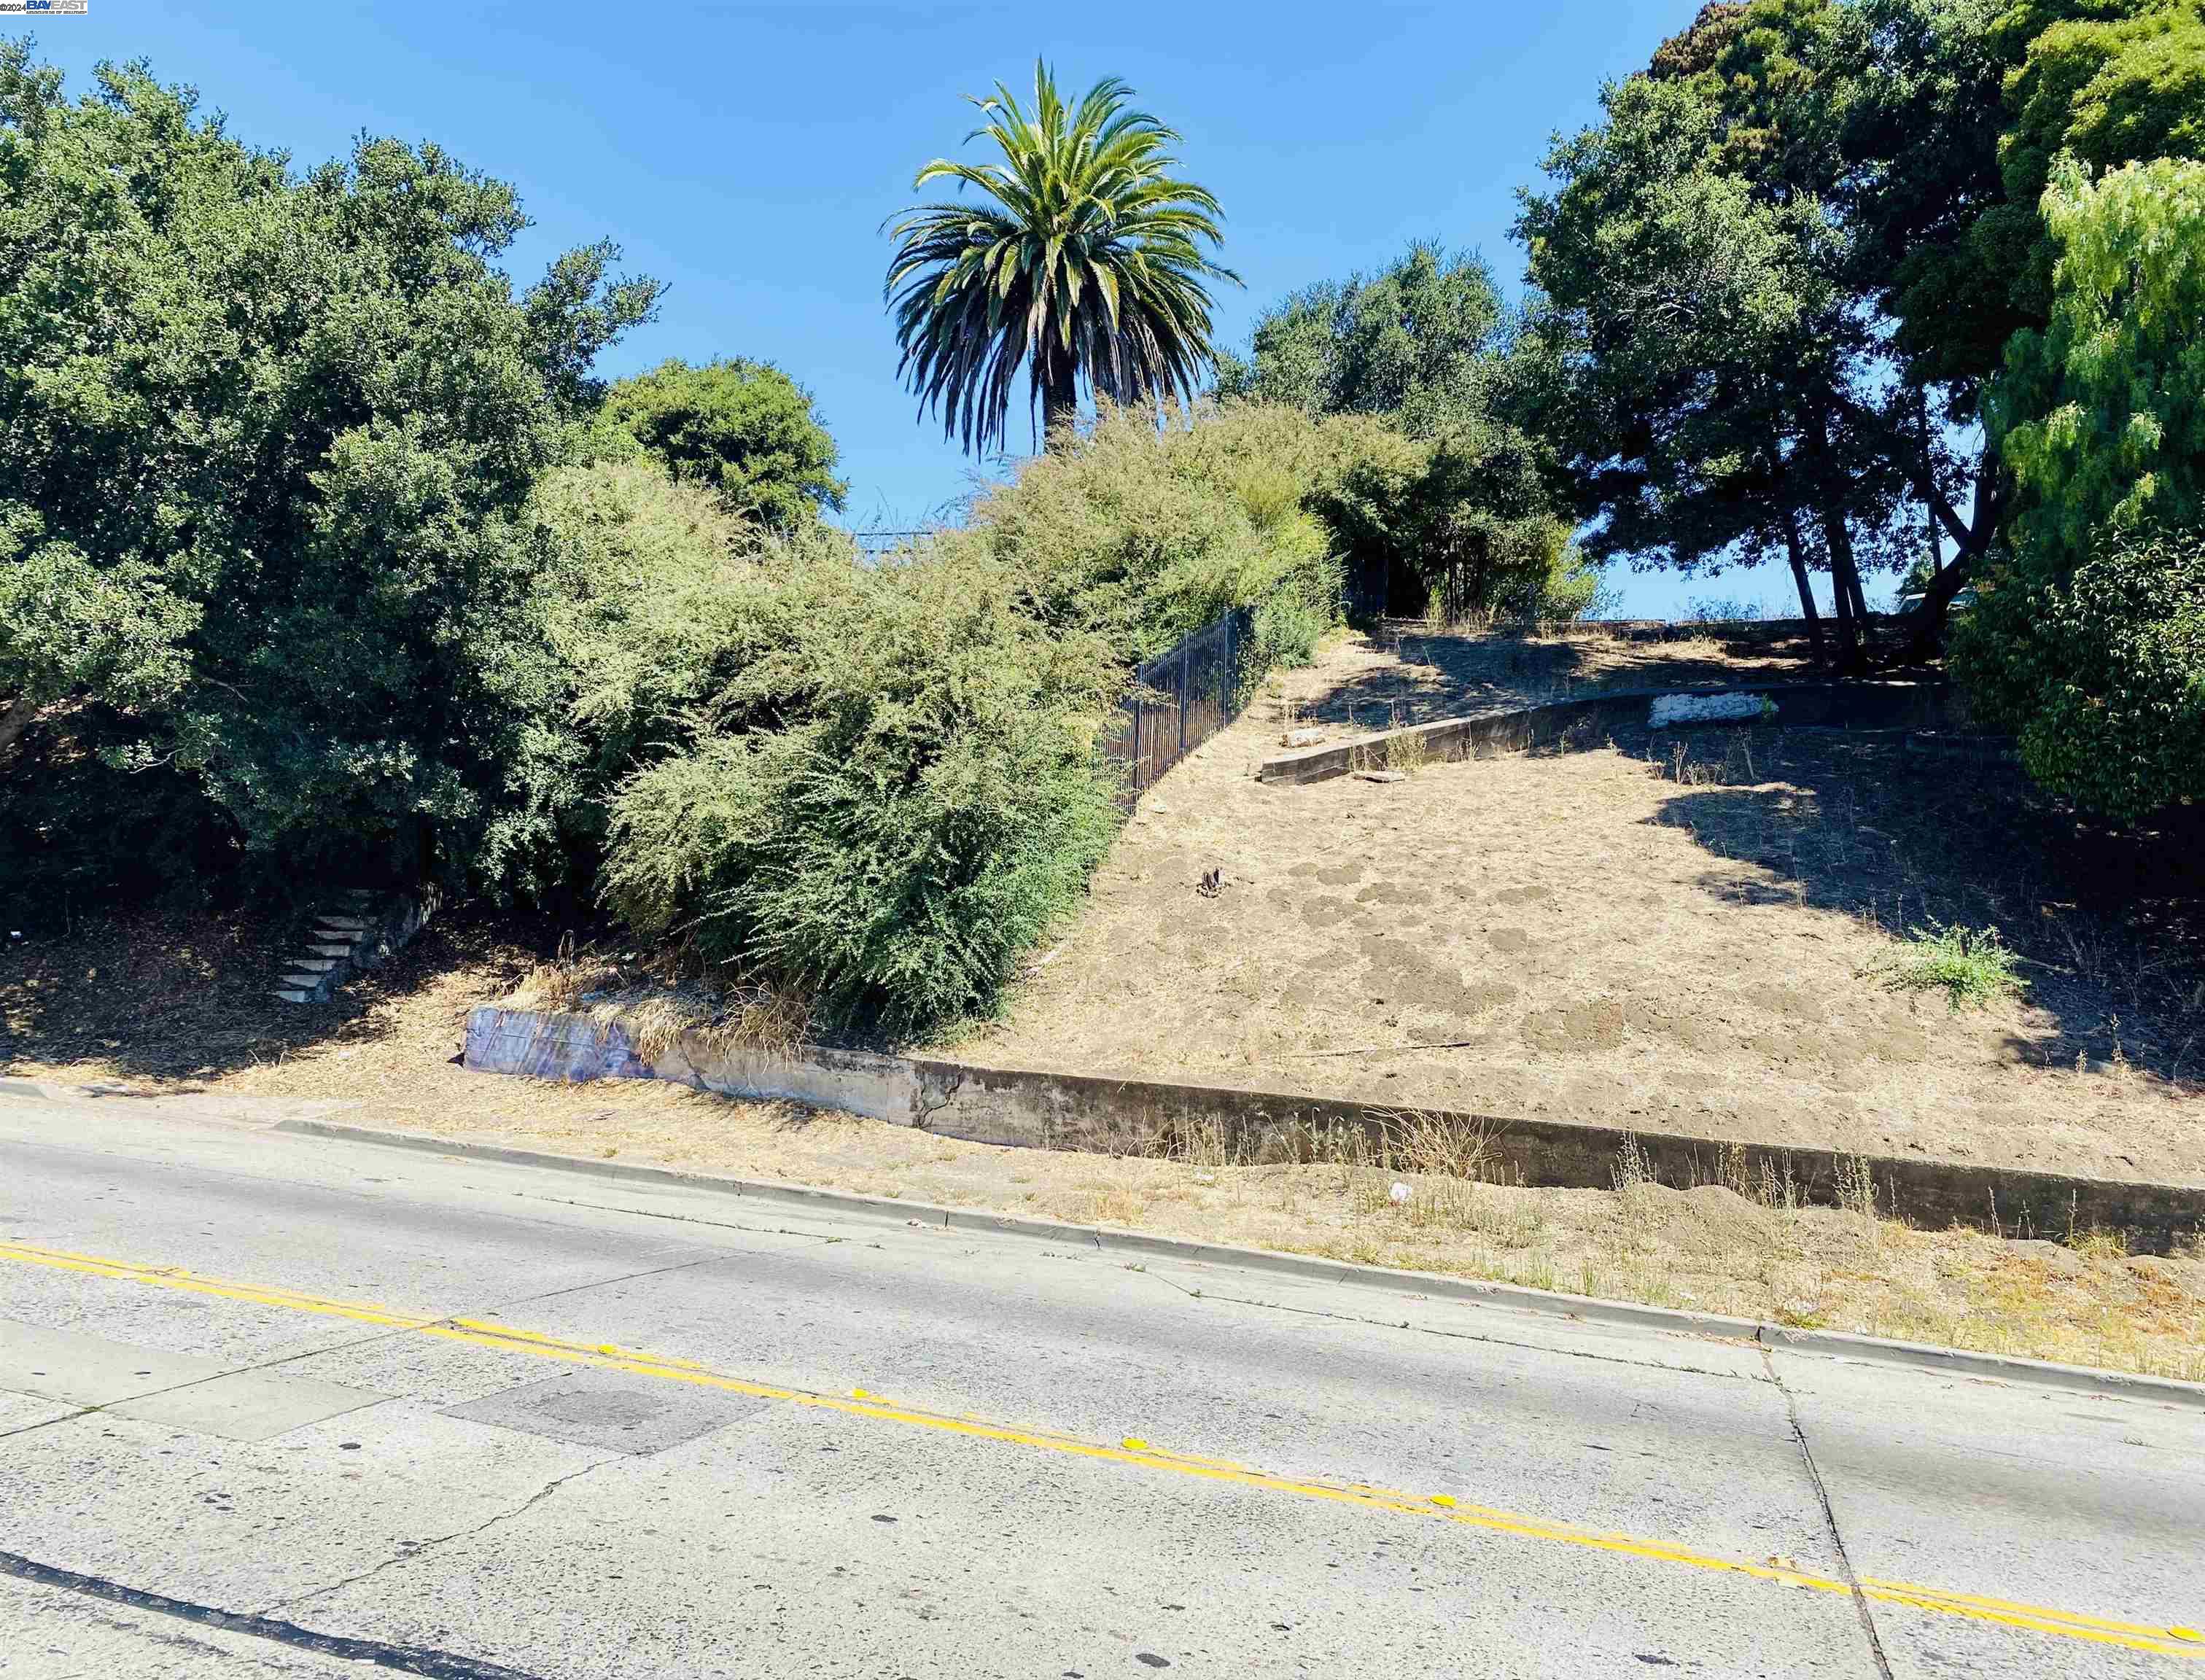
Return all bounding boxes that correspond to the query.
[1954,157,2205,817]
[1518,62,1906,667]
[1992,155,2205,552]
[1218,244,1587,621]
[1216,244,1506,438]
[0,46,658,905]
[884,61,1236,454]
[1818,0,2205,642]
[596,357,845,530]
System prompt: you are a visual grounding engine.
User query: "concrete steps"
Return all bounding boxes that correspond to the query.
[271,888,435,1006]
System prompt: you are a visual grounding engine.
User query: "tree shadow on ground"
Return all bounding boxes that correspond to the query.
[1294,621,1832,732]
[0,900,586,1084]
[1641,724,2205,1086]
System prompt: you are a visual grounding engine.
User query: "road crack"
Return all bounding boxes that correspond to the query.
[1762,1348,1897,1680]
[1128,1267,1760,1385]
[268,1457,615,1619]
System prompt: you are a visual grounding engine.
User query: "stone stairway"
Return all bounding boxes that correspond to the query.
[272,888,433,1006]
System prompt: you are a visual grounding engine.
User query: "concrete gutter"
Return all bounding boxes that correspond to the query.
[1256,680,1954,786]
[459,1006,2205,1254]
[273,1116,2205,1412]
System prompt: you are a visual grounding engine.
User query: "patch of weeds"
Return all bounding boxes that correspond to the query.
[1375,1107,1495,1180]
[1869,923,2027,1011]
[1384,728,1428,776]
[1611,1132,1654,1192]
[1834,1154,1878,1221]
[2069,1226,2130,1263]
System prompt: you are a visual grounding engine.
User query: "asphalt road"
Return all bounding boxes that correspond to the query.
[0,1087,2200,1679]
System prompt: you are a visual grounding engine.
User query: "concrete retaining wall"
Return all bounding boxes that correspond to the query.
[1258,682,1955,786]
[463,1006,2205,1253]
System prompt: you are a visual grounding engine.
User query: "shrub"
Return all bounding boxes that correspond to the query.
[1870,924,2028,1012]
[964,400,1387,670]
[1534,545,1606,624]
[599,534,1123,1039]
[532,456,758,820]
[594,357,846,530]
[1952,526,2205,822]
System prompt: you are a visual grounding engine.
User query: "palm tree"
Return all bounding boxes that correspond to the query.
[885,62,1237,454]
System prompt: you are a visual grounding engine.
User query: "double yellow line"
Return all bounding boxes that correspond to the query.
[3,1237,2198,1662]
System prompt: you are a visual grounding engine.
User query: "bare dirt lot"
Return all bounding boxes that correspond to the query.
[954,627,2205,1189]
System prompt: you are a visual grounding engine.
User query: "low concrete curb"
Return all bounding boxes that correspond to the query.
[459,1006,2205,1253]
[1256,680,1953,786]
[274,1116,2205,1412]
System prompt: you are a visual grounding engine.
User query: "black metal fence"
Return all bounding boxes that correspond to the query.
[1098,607,1253,808]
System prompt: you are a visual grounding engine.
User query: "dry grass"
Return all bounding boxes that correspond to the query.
[508,946,810,1065]
[7,905,2200,1382]
[957,629,2205,1189]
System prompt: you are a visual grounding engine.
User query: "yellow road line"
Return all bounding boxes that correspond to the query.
[3,1237,2198,1662]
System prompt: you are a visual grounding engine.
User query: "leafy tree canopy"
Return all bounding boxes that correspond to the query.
[596,357,846,530]
[1217,244,1592,621]
[1216,244,1507,438]
[1991,154,2205,557]
[0,44,658,901]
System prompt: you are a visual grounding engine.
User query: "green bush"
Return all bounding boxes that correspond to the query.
[1953,526,2205,822]
[1534,545,1606,624]
[962,400,1387,669]
[598,534,1123,1039]
[532,456,758,820]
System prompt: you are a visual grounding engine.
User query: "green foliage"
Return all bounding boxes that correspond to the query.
[0,46,658,906]
[530,457,758,831]
[598,534,1124,1039]
[1517,67,1882,599]
[1872,923,2029,1011]
[1216,244,1506,439]
[960,400,1372,666]
[1994,1,2205,329]
[596,357,845,529]
[1953,526,2205,820]
[1990,156,2205,556]
[1218,244,1590,621]
[1957,159,2205,820]
[885,61,1235,454]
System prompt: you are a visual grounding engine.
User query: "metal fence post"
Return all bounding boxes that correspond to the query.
[1223,612,1236,718]
[1130,691,1143,794]
[1178,634,1191,758]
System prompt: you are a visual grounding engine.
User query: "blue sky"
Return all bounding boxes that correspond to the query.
[18,1,1836,617]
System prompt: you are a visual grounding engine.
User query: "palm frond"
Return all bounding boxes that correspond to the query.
[884,60,1238,454]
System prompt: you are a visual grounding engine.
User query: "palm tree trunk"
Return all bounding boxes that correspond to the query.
[1041,351,1078,451]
